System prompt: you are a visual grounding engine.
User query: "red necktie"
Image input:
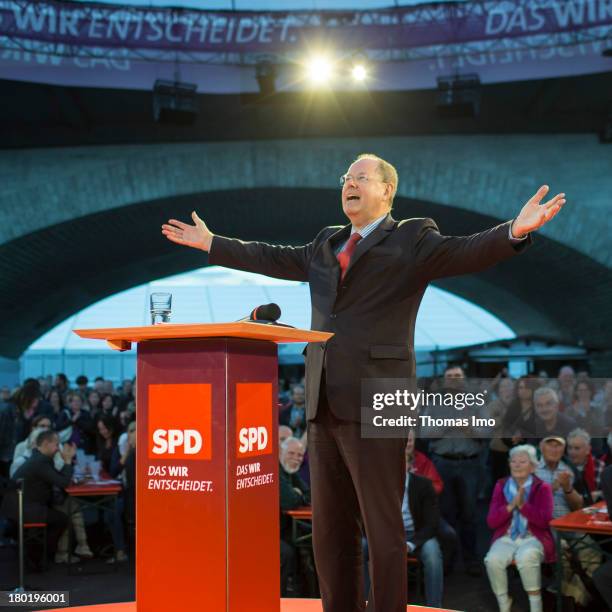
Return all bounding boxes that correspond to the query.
[337,233,362,280]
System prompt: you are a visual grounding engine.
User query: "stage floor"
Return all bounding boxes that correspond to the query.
[46,601,457,611]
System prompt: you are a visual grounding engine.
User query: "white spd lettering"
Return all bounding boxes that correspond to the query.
[152,429,202,455]
[238,427,268,453]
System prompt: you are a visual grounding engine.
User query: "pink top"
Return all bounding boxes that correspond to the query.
[487,475,555,563]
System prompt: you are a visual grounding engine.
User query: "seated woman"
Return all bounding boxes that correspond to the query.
[484,444,554,612]
[96,415,119,474]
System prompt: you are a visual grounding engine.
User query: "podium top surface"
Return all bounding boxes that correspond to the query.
[74,322,333,352]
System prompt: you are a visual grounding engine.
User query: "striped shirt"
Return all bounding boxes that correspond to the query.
[535,459,575,519]
[334,213,388,256]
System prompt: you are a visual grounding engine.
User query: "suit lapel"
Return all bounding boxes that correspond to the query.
[321,224,351,287]
[344,213,396,279]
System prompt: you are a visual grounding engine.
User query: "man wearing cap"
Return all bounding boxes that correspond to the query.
[535,436,582,518]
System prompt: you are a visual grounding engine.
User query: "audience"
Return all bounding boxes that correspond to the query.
[485,444,553,612]
[0,366,609,609]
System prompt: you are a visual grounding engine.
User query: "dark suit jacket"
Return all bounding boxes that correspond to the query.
[407,472,440,550]
[1,449,72,522]
[279,464,311,541]
[209,214,529,421]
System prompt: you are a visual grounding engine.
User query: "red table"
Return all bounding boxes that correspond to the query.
[550,501,612,612]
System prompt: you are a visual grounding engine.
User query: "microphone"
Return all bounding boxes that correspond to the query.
[239,303,281,324]
[249,302,281,322]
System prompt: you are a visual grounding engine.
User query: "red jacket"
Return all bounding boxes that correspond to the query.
[487,476,555,563]
[412,450,444,495]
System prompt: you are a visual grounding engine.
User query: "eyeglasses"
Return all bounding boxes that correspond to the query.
[340,174,379,186]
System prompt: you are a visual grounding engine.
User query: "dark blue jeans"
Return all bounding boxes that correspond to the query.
[362,535,443,607]
[431,454,480,566]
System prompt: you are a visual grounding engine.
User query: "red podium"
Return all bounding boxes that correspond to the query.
[75,323,331,612]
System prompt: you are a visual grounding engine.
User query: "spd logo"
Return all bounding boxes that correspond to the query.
[148,384,212,460]
[236,382,273,458]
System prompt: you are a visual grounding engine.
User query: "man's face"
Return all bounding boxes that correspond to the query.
[123,380,133,394]
[541,439,565,464]
[0,386,9,402]
[444,367,465,390]
[535,392,558,422]
[341,158,391,225]
[281,441,305,474]
[567,437,590,466]
[39,435,59,457]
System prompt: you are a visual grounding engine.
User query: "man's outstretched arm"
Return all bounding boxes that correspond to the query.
[162,211,312,282]
[415,185,566,281]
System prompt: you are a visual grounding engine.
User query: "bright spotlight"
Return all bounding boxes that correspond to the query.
[352,64,367,82]
[306,56,333,85]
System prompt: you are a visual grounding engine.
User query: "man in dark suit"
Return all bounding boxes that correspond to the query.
[1,430,76,559]
[363,449,444,607]
[162,153,565,612]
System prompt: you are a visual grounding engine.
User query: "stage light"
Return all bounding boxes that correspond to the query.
[436,74,481,118]
[352,64,367,82]
[152,79,198,124]
[255,59,277,96]
[306,56,333,85]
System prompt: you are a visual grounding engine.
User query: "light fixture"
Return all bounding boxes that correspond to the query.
[306,55,333,85]
[351,64,367,82]
[152,79,198,124]
[255,59,277,96]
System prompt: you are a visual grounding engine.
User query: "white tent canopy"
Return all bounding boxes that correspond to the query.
[22,265,514,382]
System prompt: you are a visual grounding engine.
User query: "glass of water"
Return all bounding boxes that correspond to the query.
[150,292,172,325]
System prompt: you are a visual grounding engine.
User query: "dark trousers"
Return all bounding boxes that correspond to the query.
[308,379,408,612]
[280,539,296,596]
[593,560,612,609]
[42,507,69,558]
[431,454,480,566]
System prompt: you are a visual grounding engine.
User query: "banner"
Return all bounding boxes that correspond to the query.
[1,0,611,91]
[2,0,612,53]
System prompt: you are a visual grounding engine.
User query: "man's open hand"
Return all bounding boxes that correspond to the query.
[162,211,213,252]
[511,185,566,238]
